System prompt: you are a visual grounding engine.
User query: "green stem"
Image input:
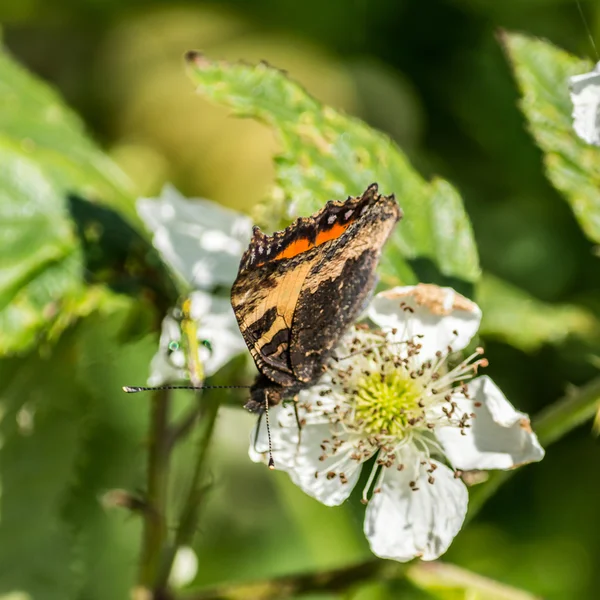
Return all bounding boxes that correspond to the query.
[138,388,171,590]
[533,376,600,446]
[467,374,600,520]
[158,393,221,587]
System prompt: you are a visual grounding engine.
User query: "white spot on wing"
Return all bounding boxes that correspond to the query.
[327,215,337,225]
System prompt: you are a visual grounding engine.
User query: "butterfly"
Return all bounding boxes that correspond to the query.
[231,183,402,414]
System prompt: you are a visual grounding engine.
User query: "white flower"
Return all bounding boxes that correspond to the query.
[137,184,253,289]
[137,185,250,385]
[148,290,246,386]
[569,62,600,146]
[250,284,544,562]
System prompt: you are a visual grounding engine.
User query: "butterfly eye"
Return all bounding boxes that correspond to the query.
[167,340,180,354]
[201,339,213,353]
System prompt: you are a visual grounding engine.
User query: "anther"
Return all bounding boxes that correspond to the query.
[428,476,435,484]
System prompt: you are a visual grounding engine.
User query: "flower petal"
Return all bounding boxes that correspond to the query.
[188,291,247,377]
[249,409,364,506]
[147,290,246,385]
[569,63,600,146]
[436,375,545,471]
[137,184,253,289]
[364,450,468,562]
[368,284,481,360]
[147,314,186,386]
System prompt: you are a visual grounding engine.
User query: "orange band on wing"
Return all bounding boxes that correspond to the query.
[273,221,351,262]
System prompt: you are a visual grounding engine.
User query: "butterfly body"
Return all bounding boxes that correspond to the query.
[231,183,402,413]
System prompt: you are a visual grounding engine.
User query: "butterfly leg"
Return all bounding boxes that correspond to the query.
[292,398,304,456]
[253,412,264,455]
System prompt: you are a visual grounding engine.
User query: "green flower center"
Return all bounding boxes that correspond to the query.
[353,370,424,438]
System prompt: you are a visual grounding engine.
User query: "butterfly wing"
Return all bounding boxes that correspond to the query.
[231,250,315,386]
[289,188,401,383]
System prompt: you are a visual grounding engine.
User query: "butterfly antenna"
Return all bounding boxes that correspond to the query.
[264,393,275,469]
[122,384,251,393]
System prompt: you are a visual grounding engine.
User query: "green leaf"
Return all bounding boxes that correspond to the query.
[0,143,82,355]
[502,33,600,243]
[0,48,135,218]
[0,47,137,356]
[185,52,480,285]
[408,561,541,600]
[478,273,599,352]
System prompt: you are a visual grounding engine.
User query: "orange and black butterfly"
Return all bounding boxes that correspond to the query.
[231,183,402,413]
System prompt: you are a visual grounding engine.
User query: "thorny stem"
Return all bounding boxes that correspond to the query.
[138,297,220,595]
[181,558,403,600]
[181,560,538,600]
[138,388,172,591]
[178,374,600,599]
[158,393,221,587]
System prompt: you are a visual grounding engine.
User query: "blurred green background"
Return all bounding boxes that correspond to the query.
[1,1,600,599]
